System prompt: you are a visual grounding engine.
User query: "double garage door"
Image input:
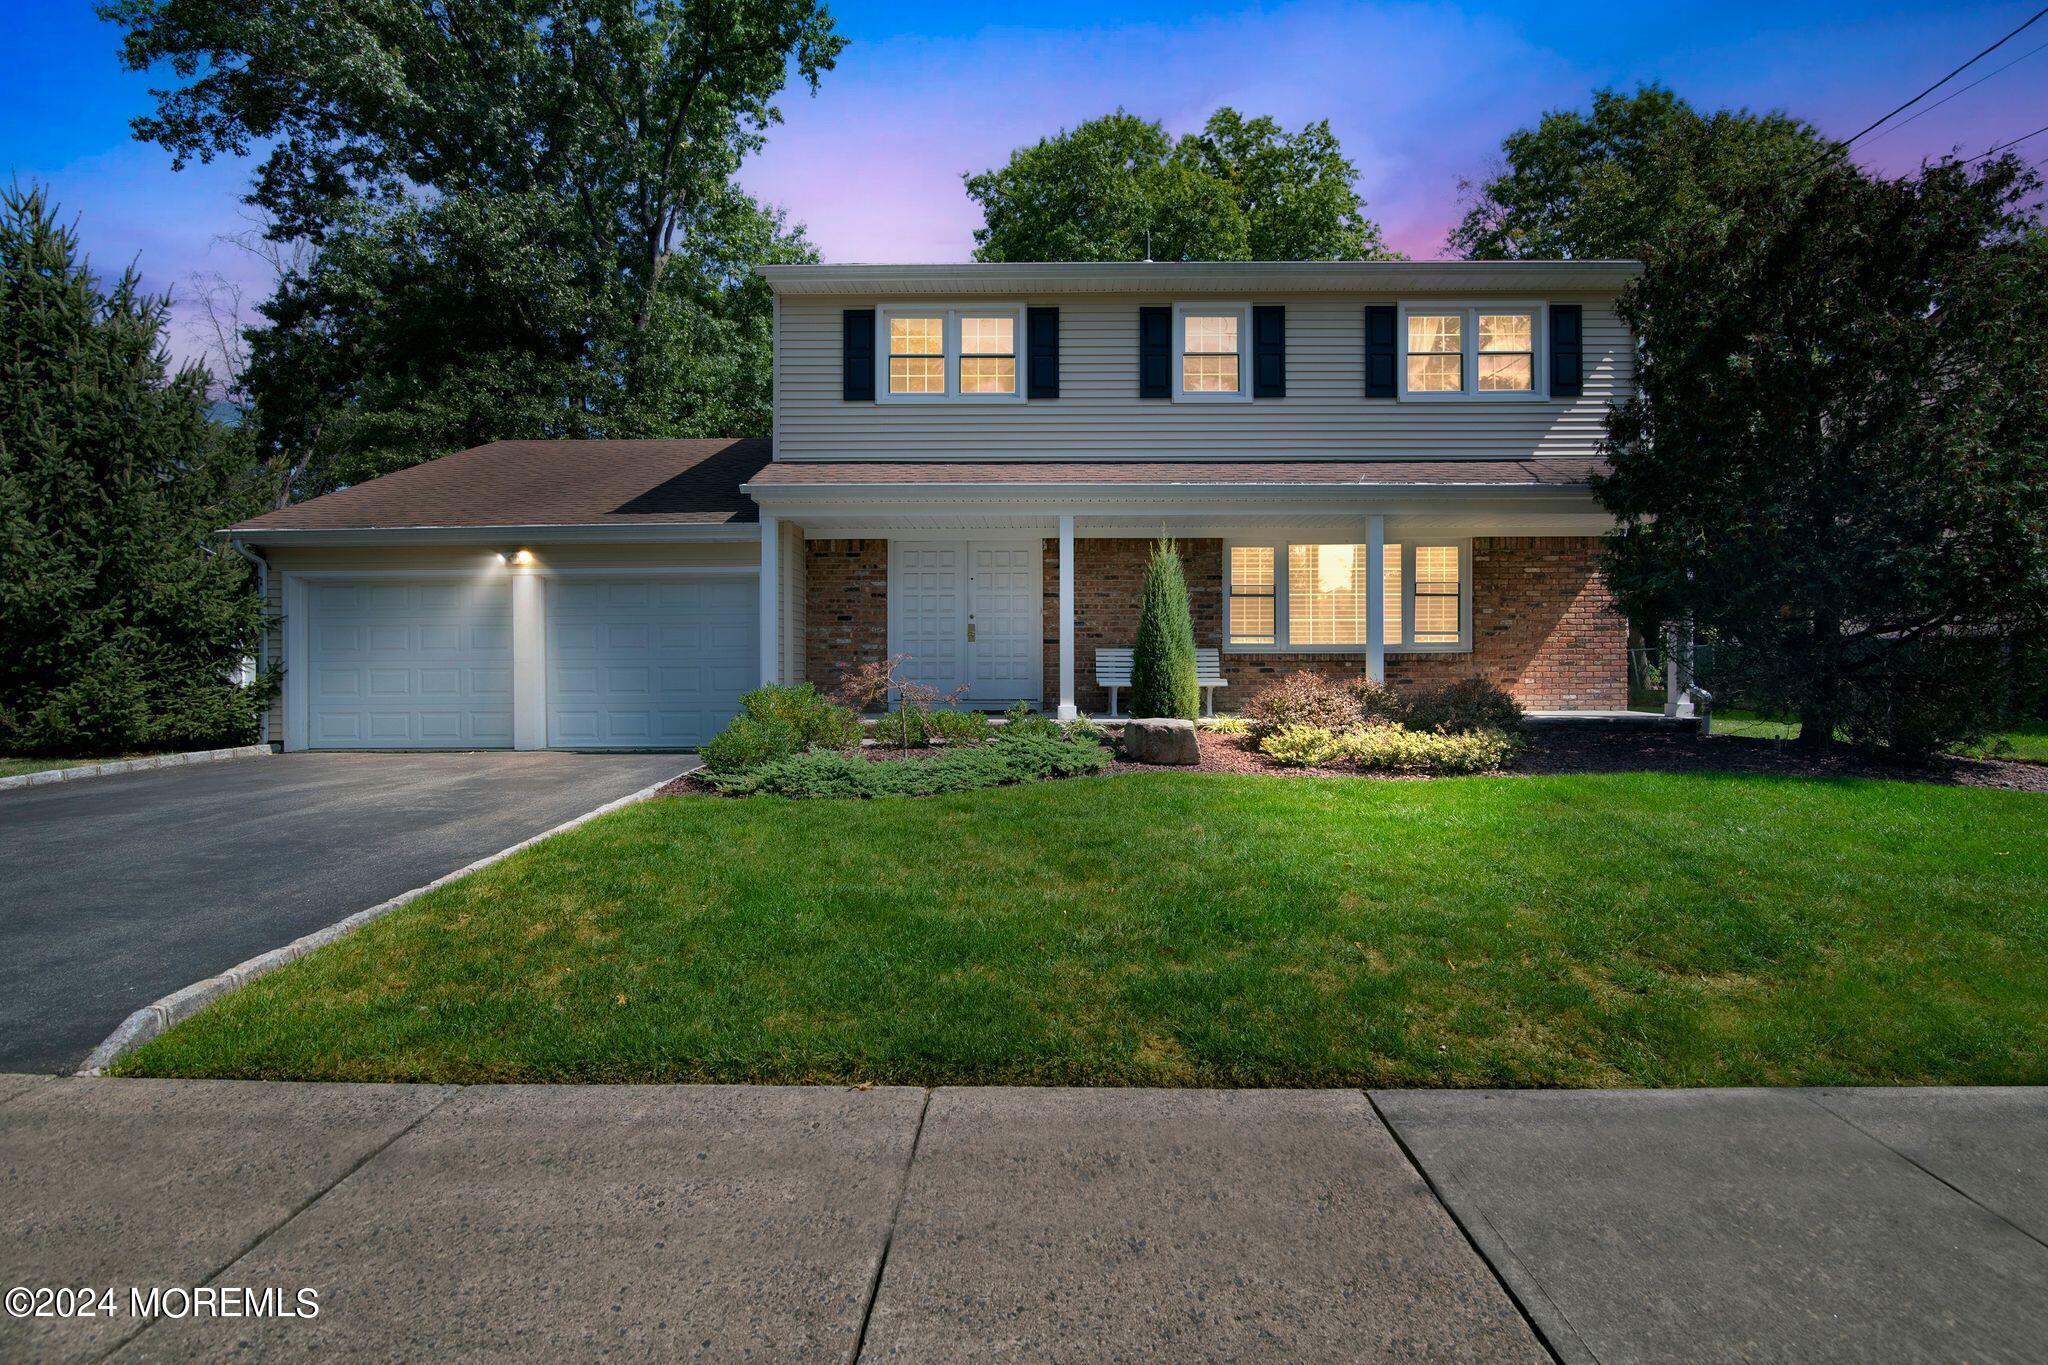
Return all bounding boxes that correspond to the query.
[303,576,754,750]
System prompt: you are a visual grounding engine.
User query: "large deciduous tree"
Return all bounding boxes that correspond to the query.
[102,0,843,494]
[967,108,1394,262]
[1595,159,2048,756]
[1450,85,1825,260]
[0,187,269,755]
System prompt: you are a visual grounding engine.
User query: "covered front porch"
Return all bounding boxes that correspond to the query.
[746,475,1632,717]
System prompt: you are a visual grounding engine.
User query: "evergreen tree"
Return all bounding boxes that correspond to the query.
[0,186,269,754]
[1131,539,1199,720]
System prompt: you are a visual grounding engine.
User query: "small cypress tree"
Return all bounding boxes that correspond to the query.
[1130,538,1200,719]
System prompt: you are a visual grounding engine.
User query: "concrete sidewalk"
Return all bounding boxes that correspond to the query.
[2,1079,2042,1362]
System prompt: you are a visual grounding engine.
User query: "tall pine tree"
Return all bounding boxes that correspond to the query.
[0,186,269,754]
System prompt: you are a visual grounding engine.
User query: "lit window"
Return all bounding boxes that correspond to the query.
[1407,313,1462,392]
[1287,543,1370,646]
[1225,541,1465,651]
[1403,306,1545,398]
[1478,313,1534,391]
[1413,546,1462,642]
[1228,546,1275,645]
[888,315,945,395]
[1382,543,1404,647]
[1180,311,1242,394]
[959,316,1016,394]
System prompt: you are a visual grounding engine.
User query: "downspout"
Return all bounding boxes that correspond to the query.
[230,537,272,748]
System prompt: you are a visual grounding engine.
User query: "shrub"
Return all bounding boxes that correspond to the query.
[699,713,798,774]
[1347,679,1409,726]
[1243,671,1361,739]
[837,655,967,749]
[1335,723,1519,774]
[1259,723,1342,767]
[742,682,863,749]
[709,731,1111,798]
[927,708,994,745]
[1001,700,1064,739]
[1198,715,1248,735]
[1405,677,1524,735]
[1130,538,1199,720]
[699,683,860,773]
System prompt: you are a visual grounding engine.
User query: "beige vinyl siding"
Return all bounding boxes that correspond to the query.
[256,540,758,742]
[774,292,1631,461]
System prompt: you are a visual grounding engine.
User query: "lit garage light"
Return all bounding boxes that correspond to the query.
[498,548,536,566]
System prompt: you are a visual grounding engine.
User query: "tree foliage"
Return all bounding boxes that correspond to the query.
[967,108,1395,262]
[0,187,269,755]
[1595,159,2048,756]
[1451,85,1826,260]
[1131,539,1200,720]
[103,0,843,493]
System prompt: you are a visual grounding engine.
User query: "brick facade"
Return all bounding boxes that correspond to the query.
[806,533,1626,713]
[803,539,889,695]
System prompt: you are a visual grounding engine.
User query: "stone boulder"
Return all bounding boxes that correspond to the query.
[1121,717,1200,766]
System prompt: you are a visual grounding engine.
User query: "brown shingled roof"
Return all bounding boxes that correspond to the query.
[746,457,1606,487]
[231,438,768,532]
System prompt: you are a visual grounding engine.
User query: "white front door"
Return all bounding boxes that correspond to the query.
[890,540,1042,706]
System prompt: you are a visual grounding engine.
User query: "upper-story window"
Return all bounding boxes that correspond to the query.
[880,306,1024,400]
[1174,304,1249,401]
[1401,305,1542,399]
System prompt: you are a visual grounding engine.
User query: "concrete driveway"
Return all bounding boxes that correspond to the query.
[0,752,692,1073]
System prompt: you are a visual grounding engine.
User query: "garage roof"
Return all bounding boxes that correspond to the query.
[229,438,768,533]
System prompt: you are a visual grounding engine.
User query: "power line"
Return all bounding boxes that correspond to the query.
[1863,35,2048,146]
[1802,4,2048,171]
[1964,121,2048,162]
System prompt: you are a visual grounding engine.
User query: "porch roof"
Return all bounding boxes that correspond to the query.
[746,456,1606,490]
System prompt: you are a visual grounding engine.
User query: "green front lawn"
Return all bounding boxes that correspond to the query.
[1640,706,2048,761]
[0,754,132,779]
[119,773,2048,1089]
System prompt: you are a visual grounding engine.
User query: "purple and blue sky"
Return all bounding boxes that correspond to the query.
[5,1,2045,369]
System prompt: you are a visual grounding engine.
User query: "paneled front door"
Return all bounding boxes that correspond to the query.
[889,540,1043,706]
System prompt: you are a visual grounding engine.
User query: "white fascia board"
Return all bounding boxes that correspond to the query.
[754,260,1644,297]
[221,523,762,548]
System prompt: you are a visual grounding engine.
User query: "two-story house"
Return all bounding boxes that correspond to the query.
[227,260,1638,750]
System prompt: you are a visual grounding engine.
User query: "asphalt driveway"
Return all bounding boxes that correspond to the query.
[0,752,692,1073]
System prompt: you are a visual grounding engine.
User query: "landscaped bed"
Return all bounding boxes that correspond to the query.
[116,768,2047,1089]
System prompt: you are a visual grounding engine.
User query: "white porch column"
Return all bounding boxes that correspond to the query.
[1663,619,1696,719]
[1057,514,1077,720]
[511,566,546,750]
[1365,513,1386,684]
[758,512,780,686]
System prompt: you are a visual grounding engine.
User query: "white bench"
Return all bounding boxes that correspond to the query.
[1094,647,1229,717]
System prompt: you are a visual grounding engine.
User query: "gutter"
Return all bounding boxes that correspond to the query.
[229,537,270,748]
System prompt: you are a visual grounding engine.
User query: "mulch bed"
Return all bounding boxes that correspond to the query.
[660,725,2048,796]
[1100,726,2048,792]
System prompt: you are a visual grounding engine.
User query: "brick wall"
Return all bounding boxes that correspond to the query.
[807,533,1627,713]
[803,539,888,695]
[1037,535,1626,712]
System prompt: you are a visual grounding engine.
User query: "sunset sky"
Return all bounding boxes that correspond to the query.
[5,1,2044,368]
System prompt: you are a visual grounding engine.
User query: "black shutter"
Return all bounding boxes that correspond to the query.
[1138,306,1171,398]
[1363,304,1397,398]
[1252,305,1286,398]
[1027,307,1060,399]
[841,309,876,401]
[1549,304,1583,397]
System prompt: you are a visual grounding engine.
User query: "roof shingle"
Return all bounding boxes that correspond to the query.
[230,438,768,532]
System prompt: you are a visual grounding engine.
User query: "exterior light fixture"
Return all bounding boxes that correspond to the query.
[499,548,536,567]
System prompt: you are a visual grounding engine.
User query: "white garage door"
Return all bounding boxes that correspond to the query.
[546,577,757,748]
[305,579,514,748]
